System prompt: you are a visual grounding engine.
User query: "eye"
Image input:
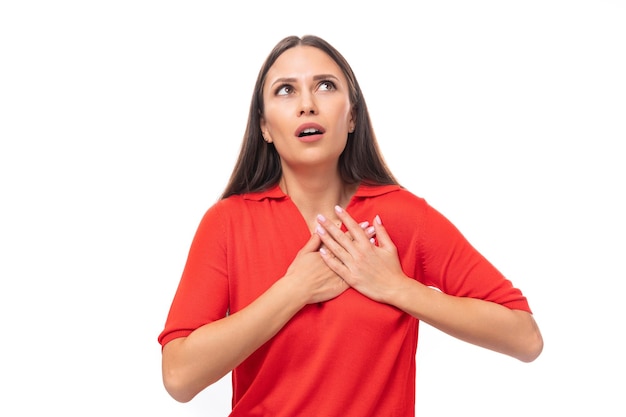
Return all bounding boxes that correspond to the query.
[318,80,336,91]
[275,84,294,96]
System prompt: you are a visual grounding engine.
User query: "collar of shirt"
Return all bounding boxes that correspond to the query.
[241,183,402,201]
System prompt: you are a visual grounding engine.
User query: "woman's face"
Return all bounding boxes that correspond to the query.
[260,45,355,174]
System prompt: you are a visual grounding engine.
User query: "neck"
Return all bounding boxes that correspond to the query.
[279,168,356,229]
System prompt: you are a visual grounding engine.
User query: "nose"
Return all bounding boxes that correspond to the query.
[298,91,318,116]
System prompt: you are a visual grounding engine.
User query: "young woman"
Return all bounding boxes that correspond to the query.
[158,35,543,417]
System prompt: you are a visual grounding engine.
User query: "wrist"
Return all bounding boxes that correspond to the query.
[384,275,421,310]
[272,274,308,312]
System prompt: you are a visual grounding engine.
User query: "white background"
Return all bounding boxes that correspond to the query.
[1,1,624,416]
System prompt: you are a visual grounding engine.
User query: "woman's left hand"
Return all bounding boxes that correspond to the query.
[315,205,409,303]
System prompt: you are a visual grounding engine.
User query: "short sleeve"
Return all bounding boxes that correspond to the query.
[157,203,230,347]
[420,203,531,312]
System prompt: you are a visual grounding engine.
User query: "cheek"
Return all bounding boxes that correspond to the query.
[339,102,354,128]
[262,104,288,132]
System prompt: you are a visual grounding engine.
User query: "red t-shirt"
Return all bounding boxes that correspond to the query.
[158,184,531,416]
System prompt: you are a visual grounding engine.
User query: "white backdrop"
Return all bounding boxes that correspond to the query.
[1,1,624,416]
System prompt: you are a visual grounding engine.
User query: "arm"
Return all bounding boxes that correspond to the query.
[315,206,543,363]
[387,281,543,362]
[161,233,349,403]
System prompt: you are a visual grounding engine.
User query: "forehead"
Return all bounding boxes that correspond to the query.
[265,45,346,83]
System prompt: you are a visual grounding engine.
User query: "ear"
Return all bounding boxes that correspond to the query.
[260,117,266,135]
[348,108,356,133]
[260,118,272,143]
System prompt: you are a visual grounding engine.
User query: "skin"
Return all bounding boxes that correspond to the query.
[161,45,543,403]
[260,45,357,230]
[316,207,543,362]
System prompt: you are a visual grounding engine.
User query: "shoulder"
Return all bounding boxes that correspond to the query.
[208,185,284,213]
[356,183,428,209]
[200,186,290,230]
[203,195,242,216]
[195,196,247,233]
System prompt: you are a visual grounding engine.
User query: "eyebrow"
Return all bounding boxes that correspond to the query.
[269,74,341,88]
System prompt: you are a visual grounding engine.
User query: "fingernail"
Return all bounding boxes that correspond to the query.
[317,214,326,222]
[375,215,382,225]
[334,205,343,214]
[320,246,328,255]
[316,224,325,235]
[359,221,369,229]
[366,226,375,235]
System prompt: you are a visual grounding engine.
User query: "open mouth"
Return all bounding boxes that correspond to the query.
[298,128,322,138]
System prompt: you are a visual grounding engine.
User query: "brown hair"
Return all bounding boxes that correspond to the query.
[221,35,398,199]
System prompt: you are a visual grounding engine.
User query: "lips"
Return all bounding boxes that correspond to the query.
[295,123,325,138]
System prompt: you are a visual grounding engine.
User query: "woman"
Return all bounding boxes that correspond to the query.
[158,35,543,416]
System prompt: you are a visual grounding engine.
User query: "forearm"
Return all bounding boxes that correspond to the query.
[388,277,543,362]
[162,278,306,402]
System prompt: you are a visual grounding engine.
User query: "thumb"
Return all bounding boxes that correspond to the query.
[373,215,394,249]
[300,232,322,253]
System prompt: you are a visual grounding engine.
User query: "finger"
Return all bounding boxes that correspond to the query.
[355,221,374,241]
[301,231,322,253]
[316,213,355,253]
[372,215,392,249]
[315,220,353,264]
[319,244,350,274]
[334,205,370,244]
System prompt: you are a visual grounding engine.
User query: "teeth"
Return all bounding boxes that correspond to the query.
[302,128,319,134]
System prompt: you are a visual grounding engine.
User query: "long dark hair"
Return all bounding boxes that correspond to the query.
[221,35,398,199]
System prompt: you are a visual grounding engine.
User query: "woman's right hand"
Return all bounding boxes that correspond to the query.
[283,222,376,305]
[283,233,349,304]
